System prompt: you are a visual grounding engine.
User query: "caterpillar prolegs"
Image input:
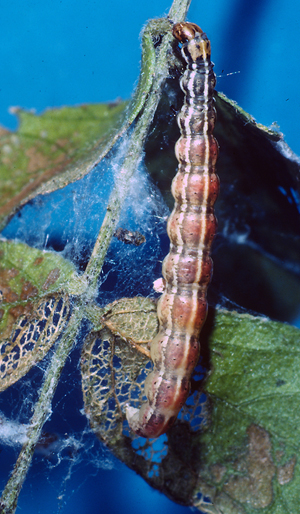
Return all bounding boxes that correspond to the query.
[126,22,219,438]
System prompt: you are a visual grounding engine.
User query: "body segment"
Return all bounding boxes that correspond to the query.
[126,22,219,438]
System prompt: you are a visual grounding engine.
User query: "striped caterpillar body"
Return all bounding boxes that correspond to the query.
[126,22,219,438]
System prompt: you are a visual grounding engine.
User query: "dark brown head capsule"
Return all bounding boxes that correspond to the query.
[172,22,203,42]
[173,21,211,64]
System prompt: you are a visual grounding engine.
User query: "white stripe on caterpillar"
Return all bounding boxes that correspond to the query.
[126,22,219,438]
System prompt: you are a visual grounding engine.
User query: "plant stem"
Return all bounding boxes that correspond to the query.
[0,315,80,514]
[0,1,192,511]
[168,0,191,22]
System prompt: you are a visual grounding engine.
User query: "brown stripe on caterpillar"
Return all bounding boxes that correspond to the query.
[126,22,219,438]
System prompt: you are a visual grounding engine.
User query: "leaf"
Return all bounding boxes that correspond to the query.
[0,102,127,229]
[100,296,158,357]
[0,238,82,338]
[81,298,300,513]
[145,85,300,322]
[0,21,161,232]
[126,21,157,127]
[199,310,300,513]
[81,298,157,443]
[0,239,78,332]
[0,239,84,390]
[0,294,70,392]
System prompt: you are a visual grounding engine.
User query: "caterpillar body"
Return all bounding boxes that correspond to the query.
[126,22,219,438]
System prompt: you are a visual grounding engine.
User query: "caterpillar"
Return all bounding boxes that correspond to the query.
[126,22,219,438]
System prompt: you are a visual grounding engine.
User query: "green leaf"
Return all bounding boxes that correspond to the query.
[81,299,300,513]
[0,239,80,338]
[0,102,127,229]
[0,21,161,232]
[199,310,300,513]
[0,239,86,391]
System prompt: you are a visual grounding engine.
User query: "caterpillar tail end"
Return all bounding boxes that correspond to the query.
[125,404,153,438]
[126,403,175,439]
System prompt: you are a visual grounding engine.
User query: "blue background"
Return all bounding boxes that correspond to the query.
[1,0,300,156]
[1,1,300,513]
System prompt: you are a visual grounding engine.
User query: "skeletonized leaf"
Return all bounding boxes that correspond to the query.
[0,293,70,391]
[0,239,85,390]
[81,297,300,514]
[0,239,80,338]
[100,296,158,357]
[81,326,150,443]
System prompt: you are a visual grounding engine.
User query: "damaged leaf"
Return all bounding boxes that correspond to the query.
[0,239,84,390]
[0,239,80,338]
[100,296,158,357]
[81,298,300,514]
[0,293,70,391]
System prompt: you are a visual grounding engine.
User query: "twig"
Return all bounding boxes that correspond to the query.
[0,315,79,514]
[0,0,192,511]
